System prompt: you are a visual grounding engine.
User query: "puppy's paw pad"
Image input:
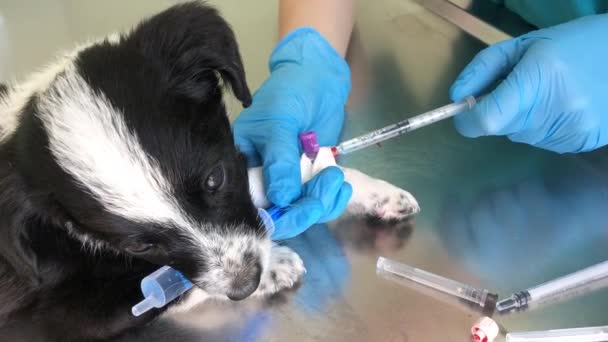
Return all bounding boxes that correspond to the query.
[363,182,419,221]
[255,246,305,296]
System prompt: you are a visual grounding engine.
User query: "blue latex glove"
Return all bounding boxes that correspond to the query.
[450,14,608,153]
[491,0,607,28]
[233,27,352,236]
[271,167,352,241]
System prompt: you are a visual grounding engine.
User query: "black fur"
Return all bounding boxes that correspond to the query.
[0,3,259,340]
[0,83,8,97]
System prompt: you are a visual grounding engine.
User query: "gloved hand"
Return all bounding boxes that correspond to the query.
[233,27,352,236]
[490,0,607,28]
[272,167,352,240]
[450,14,608,153]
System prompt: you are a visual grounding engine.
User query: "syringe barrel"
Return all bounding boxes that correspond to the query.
[377,257,490,307]
[336,96,476,155]
[528,259,608,302]
[506,325,608,342]
[406,97,475,131]
[140,266,193,306]
[336,122,402,154]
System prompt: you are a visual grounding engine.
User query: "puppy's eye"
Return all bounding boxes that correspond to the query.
[205,164,225,192]
[125,243,155,255]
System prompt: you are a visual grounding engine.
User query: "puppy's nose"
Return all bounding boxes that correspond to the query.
[226,263,262,301]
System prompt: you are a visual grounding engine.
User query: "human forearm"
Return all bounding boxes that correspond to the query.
[279,0,354,56]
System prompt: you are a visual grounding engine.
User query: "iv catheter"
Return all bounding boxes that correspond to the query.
[331,96,477,157]
[131,208,277,316]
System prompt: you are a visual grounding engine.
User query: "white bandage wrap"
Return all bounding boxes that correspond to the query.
[248,147,337,208]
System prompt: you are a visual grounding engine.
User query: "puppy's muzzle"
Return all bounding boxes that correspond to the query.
[226,263,262,301]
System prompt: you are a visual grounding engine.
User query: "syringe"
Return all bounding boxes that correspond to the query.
[331,96,477,157]
[496,259,608,313]
[376,256,498,309]
[506,325,608,342]
[131,208,277,316]
[506,274,608,313]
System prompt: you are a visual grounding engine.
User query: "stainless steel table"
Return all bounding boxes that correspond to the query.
[2,1,607,341]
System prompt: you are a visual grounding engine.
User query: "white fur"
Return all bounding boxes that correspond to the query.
[39,67,194,229]
[169,244,304,313]
[343,168,420,219]
[190,229,271,293]
[63,221,114,255]
[252,245,305,295]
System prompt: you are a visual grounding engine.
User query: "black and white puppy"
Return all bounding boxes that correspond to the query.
[0,2,419,340]
[0,3,279,340]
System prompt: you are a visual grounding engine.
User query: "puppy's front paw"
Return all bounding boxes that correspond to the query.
[367,187,419,221]
[344,168,420,221]
[254,246,305,296]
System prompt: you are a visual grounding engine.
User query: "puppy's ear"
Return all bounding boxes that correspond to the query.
[127,2,252,107]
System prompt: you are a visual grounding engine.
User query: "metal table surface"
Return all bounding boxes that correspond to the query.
[2,1,608,341]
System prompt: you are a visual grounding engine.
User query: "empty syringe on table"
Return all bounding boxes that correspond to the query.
[506,325,608,342]
[377,256,498,309]
[496,259,608,312]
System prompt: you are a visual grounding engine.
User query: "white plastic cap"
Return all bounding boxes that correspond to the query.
[471,317,499,342]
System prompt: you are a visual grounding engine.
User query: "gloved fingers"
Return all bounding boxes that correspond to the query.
[257,124,303,206]
[270,167,350,240]
[314,109,346,147]
[454,55,538,138]
[512,116,602,154]
[319,182,352,223]
[300,166,351,222]
[233,134,262,168]
[507,123,564,152]
[301,167,348,216]
[271,197,324,240]
[450,37,536,102]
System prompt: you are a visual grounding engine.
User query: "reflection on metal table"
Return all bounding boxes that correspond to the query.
[1,0,607,341]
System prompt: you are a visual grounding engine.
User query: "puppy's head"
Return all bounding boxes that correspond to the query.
[16,3,268,300]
